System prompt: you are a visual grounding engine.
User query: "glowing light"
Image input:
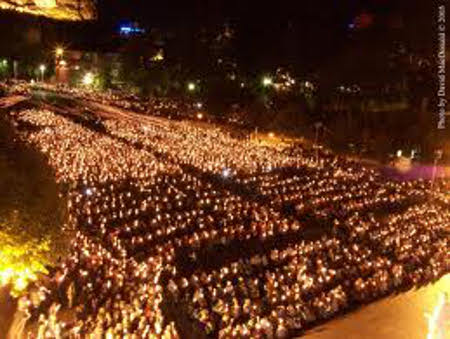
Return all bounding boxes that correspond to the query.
[35,0,56,8]
[0,233,49,295]
[195,102,203,109]
[262,76,273,87]
[152,50,164,62]
[197,113,203,120]
[268,132,275,138]
[397,150,403,157]
[39,64,46,82]
[0,266,38,293]
[187,82,196,91]
[55,47,64,57]
[85,188,93,196]
[59,60,67,66]
[82,72,94,86]
[119,25,145,35]
[222,168,231,178]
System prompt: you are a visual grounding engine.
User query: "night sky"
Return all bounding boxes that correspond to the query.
[95,0,419,28]
[93,0,432,54]
[0,0,434,76]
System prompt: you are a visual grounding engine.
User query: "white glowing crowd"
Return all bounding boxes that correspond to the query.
[7,106,449,338]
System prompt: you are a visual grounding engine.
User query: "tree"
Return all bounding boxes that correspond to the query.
[0,119,66,294]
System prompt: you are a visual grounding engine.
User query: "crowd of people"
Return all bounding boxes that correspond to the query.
[103,118,304,175]
[5,105,449,338]
[35,83,253,127]
[167,202,449,338]
[38,84,200,121]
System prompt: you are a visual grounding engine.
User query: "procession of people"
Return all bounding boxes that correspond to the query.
[4,101,448,338]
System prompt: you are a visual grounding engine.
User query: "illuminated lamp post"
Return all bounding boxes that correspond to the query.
[55,48,65,83]
[39,64,46,82]
[55,47,64,58]
[262,76,273,87]
[82,72,94,86]
[187,82,196,92]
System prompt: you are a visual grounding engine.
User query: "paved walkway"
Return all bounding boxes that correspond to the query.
[304,274,450,339]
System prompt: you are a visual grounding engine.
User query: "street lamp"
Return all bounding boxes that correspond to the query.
[262,76,273,87]
[55,47,64,57]
[187,82,196,91]
[82,72,94,86]
[39,64,46,82]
